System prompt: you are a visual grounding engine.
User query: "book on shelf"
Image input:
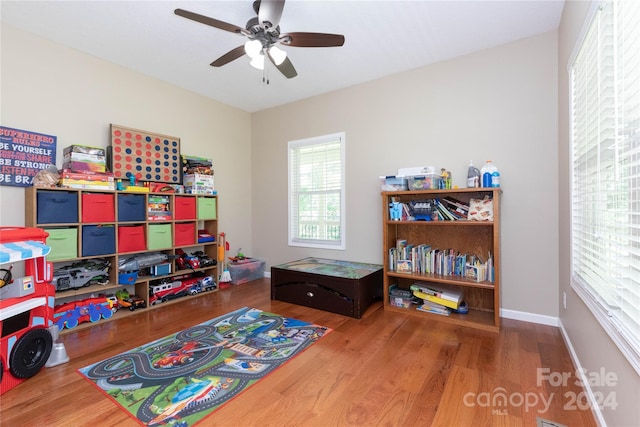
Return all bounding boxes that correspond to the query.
[410,282,463,304]
[412,289,461,310]
[396,259,412,273]
[442,196,470,214]
[416,301,451,316]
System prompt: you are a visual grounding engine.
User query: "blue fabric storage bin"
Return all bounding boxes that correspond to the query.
[37,190,78,224]
[117,194,146,222]
[82,225,115,256]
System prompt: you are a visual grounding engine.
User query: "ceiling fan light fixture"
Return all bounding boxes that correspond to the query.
[269,45,287,65]
[244,39,262,58]
[250,53,265,70]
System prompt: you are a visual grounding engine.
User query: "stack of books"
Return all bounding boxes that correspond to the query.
[410,282,464,316]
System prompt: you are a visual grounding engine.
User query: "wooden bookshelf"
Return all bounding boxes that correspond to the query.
[381,188,501,332]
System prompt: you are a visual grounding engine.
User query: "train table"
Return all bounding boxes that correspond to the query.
[271,257,383,319]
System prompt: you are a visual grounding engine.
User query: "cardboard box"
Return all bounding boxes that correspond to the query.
[183,173,215,195]
[60,169,115,190]
[63,160,106,173]
[63,145,106,157]
[182,155,213,175]
[63,146,107,173]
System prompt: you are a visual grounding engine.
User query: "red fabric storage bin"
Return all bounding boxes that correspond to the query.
[82,193,115,223]
[118,225,146,253]
[174,196,197,220]
[174,222,196,247]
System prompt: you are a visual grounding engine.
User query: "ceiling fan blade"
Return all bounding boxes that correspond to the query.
[258,0,285,32]
[267,51,297,79]
[279,32,345,47]
[175,8,246,35]
[210,46,246,67]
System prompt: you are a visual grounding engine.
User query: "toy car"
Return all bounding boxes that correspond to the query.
[175,249,200,270]
[53,259,110,291]
[115,288,146,311]
[191,251,217,267]
[199,275,216,292]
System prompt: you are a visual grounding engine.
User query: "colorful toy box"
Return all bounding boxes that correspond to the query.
[184,174,215,195]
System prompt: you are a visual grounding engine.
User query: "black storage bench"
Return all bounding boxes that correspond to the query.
[271,257,383,319]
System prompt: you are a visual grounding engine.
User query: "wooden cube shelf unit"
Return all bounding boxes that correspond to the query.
[382,188,501,332]
[24,187,219,331]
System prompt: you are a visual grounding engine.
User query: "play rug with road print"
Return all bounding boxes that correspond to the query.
[78,306,331,426]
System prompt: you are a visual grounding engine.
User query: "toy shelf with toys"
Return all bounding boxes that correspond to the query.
[24,186,219,333]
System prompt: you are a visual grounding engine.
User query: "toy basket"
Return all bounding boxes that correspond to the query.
[410,200,434,221]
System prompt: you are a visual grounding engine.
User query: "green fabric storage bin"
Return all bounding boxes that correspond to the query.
[197,197,217,220]
[45,227,78,261]
[148,224,172,250]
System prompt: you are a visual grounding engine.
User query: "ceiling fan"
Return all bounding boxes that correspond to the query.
[174,0,345,79]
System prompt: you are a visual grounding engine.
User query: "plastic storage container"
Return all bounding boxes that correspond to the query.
[380,176,408,191]
[228,258,266,285]
[407,174,441,190]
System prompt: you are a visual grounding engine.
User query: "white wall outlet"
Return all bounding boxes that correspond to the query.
[563,291,567,310]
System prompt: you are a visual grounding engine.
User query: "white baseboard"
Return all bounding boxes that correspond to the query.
[500,308,559,326]
[263,271,271,279]
[558,319,607,427]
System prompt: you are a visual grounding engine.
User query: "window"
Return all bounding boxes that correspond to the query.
[288,132,345,250]
[570,0,640,372]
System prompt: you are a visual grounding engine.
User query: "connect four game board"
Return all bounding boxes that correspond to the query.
[110,124,181,184]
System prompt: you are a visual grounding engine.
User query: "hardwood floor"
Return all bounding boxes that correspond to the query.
[0,279,596,426]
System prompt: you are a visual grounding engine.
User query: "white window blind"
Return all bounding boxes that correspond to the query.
[288,132,345,250]
[570,0,640,372]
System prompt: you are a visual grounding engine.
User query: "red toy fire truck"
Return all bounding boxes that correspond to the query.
[0,227,56,395]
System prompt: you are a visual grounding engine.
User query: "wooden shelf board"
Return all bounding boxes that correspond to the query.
[387,271,496,290]
[386,220,494,226]
[384,303,499,332]
[59,287,220,335]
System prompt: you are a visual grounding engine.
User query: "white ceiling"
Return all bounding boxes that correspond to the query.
[1,0,565,113]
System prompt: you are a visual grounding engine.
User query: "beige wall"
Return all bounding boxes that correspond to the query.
[558,2,640,426]
[252,31,560,319]
[0,25,253,254]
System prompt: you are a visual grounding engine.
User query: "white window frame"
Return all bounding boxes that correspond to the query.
[568,0,640,374]
[288,132,346,250]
